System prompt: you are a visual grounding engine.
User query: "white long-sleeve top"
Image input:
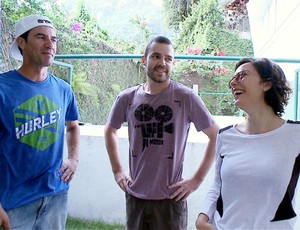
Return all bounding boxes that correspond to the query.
[200,120,300,229]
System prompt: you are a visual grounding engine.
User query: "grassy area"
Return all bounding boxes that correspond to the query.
[66,216,125,230]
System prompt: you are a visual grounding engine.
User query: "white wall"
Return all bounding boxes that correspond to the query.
[247,0,300,58]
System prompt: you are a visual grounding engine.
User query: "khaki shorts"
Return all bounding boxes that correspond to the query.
[126,193,187,230]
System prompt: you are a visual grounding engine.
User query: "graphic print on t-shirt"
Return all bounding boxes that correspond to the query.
[14,94,61,151]
[134,104,174,151]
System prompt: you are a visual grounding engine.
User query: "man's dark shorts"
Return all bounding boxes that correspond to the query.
[126,193,188,230]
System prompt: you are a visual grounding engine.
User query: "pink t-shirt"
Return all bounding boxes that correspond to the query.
[107,80,215,199]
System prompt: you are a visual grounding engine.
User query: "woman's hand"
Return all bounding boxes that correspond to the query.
[196,213,216,230]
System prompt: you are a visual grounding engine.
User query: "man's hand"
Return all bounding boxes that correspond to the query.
[114,171,132,192]
[59,158,78,183]
[169,177,200,201]
[0,204,10,230]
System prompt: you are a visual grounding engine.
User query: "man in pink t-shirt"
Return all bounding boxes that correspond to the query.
[105,36,219,229]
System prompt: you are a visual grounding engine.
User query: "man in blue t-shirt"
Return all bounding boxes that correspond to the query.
[0,15,80,229]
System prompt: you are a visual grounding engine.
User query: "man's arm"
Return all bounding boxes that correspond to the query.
[59,121,80,183]
[104,124,132,192]
[169,122,219,201]
[191,122,219,184]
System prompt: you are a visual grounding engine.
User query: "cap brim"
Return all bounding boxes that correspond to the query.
[10,39,23,61]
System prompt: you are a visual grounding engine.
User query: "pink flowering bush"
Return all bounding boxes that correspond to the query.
[179,47,231,78]
[173,47,236,115]
[214,66,230,76]
[187,48,203,55]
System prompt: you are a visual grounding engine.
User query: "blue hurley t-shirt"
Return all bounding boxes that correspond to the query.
[0,70,79,210]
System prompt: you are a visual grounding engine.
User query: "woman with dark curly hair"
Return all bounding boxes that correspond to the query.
[196,58,300,229]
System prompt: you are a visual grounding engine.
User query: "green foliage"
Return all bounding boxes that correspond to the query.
[171,0,253,116]
[176,0,225,52]
[175,0,253,56]
[109,14,157,54]
[126,16,155,54]
[71,72,100,106]
[130,16,154,41]
[162,0,199,31]
[73,1,109,41]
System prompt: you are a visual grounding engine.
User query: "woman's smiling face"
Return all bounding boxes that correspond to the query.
[230,62,267,110]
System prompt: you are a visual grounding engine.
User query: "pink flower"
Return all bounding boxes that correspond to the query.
[217,50,226,56]
[71,22,83,34]
[194,48,202,55]
[16,0,22,8]
[214,67,219,75]
[187,47,193,54]
[187,47,203,55]
[220,67,230,75]
[220,67,226,75]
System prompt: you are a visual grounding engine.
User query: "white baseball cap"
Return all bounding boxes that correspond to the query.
[10,15,56,60]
